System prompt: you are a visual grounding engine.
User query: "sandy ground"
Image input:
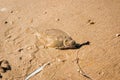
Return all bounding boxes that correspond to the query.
[0,0,120,80]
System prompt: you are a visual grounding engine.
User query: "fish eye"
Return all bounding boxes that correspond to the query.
[65,39,68,42]
[71,40,76,45]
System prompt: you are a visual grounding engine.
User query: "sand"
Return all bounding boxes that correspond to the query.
[0,0,120,80]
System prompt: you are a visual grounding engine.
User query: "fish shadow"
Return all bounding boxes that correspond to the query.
[75,41,90,49]
[60,41,90,50]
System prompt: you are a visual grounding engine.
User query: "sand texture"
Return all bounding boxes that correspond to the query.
[0,0,120,80]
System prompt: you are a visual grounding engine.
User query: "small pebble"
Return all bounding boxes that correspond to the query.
[0,8,7,12]
[7,35,12,39]
[87,19,95,25]
[98,71,104,75]
[57,58,66,62]
[116,33,120,37]
[0,73,2,78]
[61,60,66,62]
[1,60,9,69]
[4,21,8,24]
[90,22,95,24]
[57,59,61,62]
[27,46,32,50]
[10,11,13,13]
[19,57,22,60]
[18,48,24,52]
[87,19,91,23]
[56,18,60,21]
[44,11,47,14]
[77,69,80,72]
[0,67,5,73]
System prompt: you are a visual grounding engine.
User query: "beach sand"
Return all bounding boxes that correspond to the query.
[0,0,120,80]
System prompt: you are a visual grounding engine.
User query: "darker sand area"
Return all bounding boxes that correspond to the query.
[0,0,120,80]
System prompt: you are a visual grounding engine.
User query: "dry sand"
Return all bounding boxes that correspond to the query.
[0,0,120,80]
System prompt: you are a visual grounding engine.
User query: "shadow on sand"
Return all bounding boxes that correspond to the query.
[75,41,90,49]
[60,41,90,50]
